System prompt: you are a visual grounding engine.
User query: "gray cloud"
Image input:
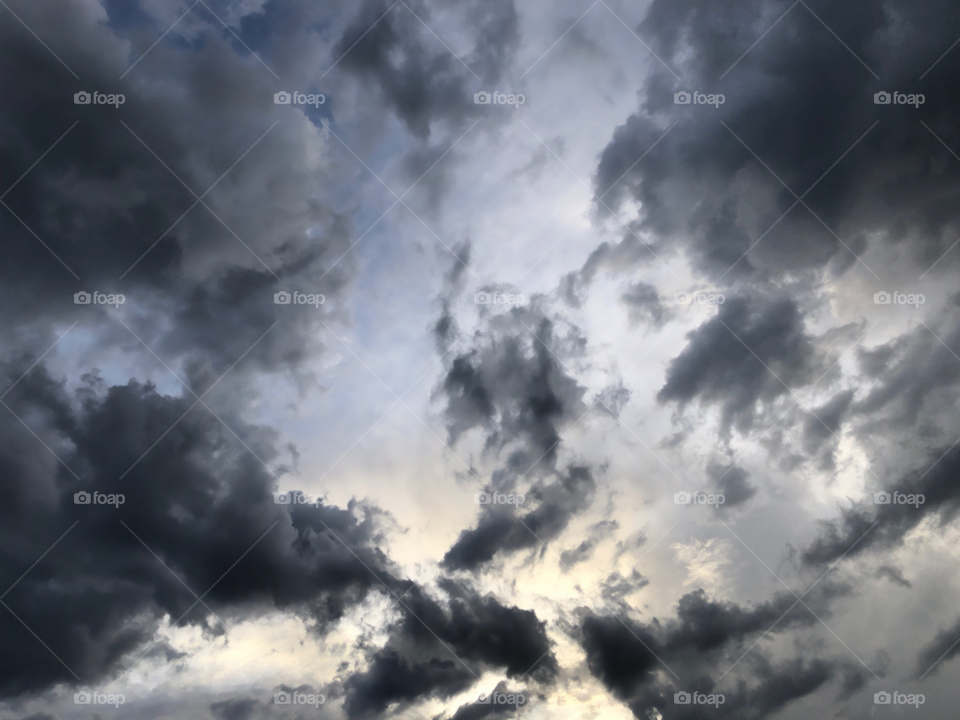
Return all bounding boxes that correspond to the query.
[590,0,960,283]
[658,295,825,436]
[0,367,396,697]
[333,0,519,139]
[581,579,857,718]
[343,580,555,718]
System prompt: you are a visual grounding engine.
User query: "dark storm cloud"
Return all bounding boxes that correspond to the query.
[0,367,398,698]
[581,585,850,718]
[435,283,633,569]
[442,465,596,570]
[803,443,960,566]
[344,649,475,718]
[621,658,836,720]
[436,305,588,466]
[442,309,586,456]
[657,295,825,435]
[334,0,519,139]
[589,0,960,282]
[343,580,555,718]
[0,0,355,386]
[852,309,960,431]
[0,364,558,712]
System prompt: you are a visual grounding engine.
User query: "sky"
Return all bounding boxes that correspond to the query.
[1,0,960,718]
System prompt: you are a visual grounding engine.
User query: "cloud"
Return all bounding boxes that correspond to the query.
[803,443,960,565]
[343,580,555,717]
[0,368,396,698]
[447,680,528,719]
[621,282,669,327]
[6,0,960,716]
[436,306,588,462]
[916,614,960,679]
[657,295,824,435]
[559,519,619,569]
[442,465,596,570]
[581,587,848,718]
[875,565,912,588]
[590,0,960,282]
[343,649,475,718]
[0,0,355,391]
[333,0,519,138]
[706,462,757,509]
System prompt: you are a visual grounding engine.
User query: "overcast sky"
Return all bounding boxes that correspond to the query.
[2,0,960,718]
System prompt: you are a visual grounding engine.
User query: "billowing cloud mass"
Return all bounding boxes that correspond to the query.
[3,0,960,718]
